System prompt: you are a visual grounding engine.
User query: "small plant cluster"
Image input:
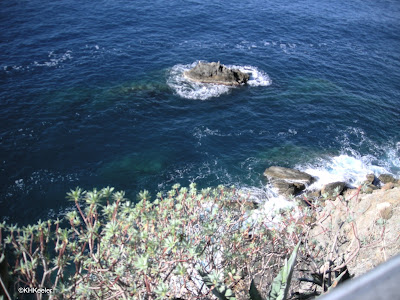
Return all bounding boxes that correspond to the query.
[0,184,354,299]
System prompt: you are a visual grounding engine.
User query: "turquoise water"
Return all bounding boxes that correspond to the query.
[1,0,399,223]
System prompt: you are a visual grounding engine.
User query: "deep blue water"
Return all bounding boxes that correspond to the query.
[1,0,400,224]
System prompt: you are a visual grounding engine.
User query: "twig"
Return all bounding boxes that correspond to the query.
[333,222,360,271]
[0,274,12,300]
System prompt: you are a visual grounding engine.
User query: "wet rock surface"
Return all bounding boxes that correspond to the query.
[263,166,315,197]
[184,61,250,85]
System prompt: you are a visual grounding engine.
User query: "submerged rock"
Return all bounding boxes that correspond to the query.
[263,166,315,197]
[184,61,249,85]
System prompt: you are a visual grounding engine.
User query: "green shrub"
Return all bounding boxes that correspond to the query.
[0,184,306,299]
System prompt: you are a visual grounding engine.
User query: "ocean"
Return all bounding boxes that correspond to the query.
[1,0,399,224]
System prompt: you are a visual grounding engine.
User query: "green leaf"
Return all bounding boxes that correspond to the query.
[199,270,236,300]
[175,263,187,276]
[134,254,149,272]
[328,270,348,292]
[268,242,300,300]
[250,279,264,300]
[154,282,169,299]
[66,187,85,202]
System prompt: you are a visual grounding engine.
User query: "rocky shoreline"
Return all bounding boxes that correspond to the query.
[312,185,400,277]
[263,165,400,202]
[263,165,400,278]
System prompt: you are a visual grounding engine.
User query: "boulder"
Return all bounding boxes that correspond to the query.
[378,174,397,184]
[263,166,315,197]
[362,185,374,194]
[365,173,375,184]
[271,180,297,196]
[321,181,346,198]
[263,166,315,183]
[184,61,250,86]
[305,189,321,199]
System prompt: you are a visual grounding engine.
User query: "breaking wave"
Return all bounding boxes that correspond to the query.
[296,147,399,191]
[167,62,271,100]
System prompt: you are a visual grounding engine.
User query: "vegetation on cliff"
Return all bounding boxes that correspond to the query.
[0,182,399,299]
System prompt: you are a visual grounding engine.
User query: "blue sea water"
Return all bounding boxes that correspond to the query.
[1,0,399,224]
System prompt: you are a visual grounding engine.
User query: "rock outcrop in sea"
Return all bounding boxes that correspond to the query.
[184,61,250,85]
[263,166,315,197]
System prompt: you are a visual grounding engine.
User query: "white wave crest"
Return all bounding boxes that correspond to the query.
[227,64,272,86]
[167,62,271,100]
[238,186,299,228]
[33,50,73,68]
[297,153,392,190]
[167,63,230,100]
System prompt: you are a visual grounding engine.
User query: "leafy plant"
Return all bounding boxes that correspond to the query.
[199,242,301,300]
[199,270,236,300]
[0,185,324,299]
[298,263,350,296]
[247,242,300,300]
[268,242,300,300]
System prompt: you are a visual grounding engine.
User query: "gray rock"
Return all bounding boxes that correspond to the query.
[362,186,374,194]
[305,189,321,199]
[272,180,297,196]
[366,173,375,184]
[361,183,379,194]
[263,166,315,184]
[378,174,397,184]
[264,166,315,197]
[184,61,250,86]
[367,183,379,190]
[321,181,346,198]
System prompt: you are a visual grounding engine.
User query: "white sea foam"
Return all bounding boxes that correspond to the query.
[4,170,80,199]
[2,51,73,72]
[294,126,400,190]
[227,64,272,87]
[238,185,298,228]
[167,62,271,100]
[241,145,399,227]
[296,153,394,190]
[386,142,400,168]
[33,50,72,67]
[15,179,24,189]
[167,63,230,100]
[242,141,399,227]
